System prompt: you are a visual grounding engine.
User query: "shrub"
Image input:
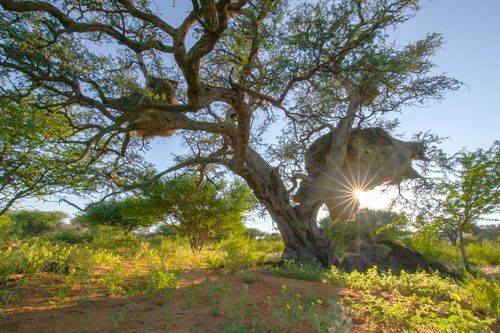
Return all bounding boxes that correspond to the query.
[466,241,500,266]
[90,226,143,255]
[0,240,98,284]
[145,269,179,292]
[6,210,67,237]
[49,228,93,244]
[219,236,265,269]
[463,273,500,319]
[408,233,463,268]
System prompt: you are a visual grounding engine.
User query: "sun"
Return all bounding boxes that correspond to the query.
[351,187,393,209]
[352,188,369,206]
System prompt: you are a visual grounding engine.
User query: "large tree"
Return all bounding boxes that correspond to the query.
[0,0,460,265]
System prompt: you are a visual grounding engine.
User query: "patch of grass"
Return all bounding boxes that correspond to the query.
[235,271,260,284]
[206,276,230,316]
[0,288,14,307]
[266,285,352,333]
[323,266,497,332]
[268,260,325,281]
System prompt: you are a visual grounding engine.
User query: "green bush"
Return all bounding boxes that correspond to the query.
[90,226,143,255]
[408,233,463,268]
[0,240,97,283]
[6,210,67,237]
[219,236,265,269]
[463,273,500,319]
[145,269,179,292]
[49,228,94,244]
[467,241,500,266]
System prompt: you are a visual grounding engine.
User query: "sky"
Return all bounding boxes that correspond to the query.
[16,0,500,231]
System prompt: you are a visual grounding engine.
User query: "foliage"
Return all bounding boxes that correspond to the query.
[78,199,155,232]
[269,260,325,281]
[0,100,101,214]
[466,241,500,266]
[0,214,12,241]
[408,232,500,270]
[463,273,500,318]
[219,236,266,269]
[6,210,67,237]
[48,226,94,244]
[270,261,498,331]
[436,142,500,270]
[267,286,352,333]
[0,0,462,265]
[129,176,256,252]
[407,231,463,269]
[144,269,179,293]
[321,208,409,250]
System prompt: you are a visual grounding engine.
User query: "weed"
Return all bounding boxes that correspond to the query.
[269,260,325,281]
[463,273,500,318]
[236,271,260,284]
[206,276,230,316]
[266,285,352,333]
[145,269,179,293]
[0,288,14,307]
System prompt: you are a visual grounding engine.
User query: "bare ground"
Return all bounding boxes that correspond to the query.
[0,270,383,333]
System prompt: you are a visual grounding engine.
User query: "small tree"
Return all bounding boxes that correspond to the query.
[78,199,155,233]
[131,176,255,252]
[438,142,500,271]
[6,210,67,237]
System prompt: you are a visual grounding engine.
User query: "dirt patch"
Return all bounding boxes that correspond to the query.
[0,270,380,333]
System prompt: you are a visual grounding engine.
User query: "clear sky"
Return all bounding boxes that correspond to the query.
[18,0,500,230]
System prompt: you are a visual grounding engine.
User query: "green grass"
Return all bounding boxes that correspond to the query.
[270,261,498,332]
[0,226,498,333]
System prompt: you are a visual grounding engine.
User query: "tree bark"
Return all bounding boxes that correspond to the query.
[232,148,335,267]
[458,228,471,272]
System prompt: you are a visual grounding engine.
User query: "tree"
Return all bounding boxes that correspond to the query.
[78,199,155,232]
[0,100,86,214]
[129,176,255,252]
[0,0,460,265]
[6,209,67,237]
[437,142,499,271]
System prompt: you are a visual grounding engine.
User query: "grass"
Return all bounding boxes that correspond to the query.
[270,262,498,332]
[0,227,498,333]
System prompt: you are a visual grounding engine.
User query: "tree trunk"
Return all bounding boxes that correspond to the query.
[458,229,471,272]
[233,148,335,267]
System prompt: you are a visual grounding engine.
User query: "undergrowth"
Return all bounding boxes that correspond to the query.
[270,261,498,332]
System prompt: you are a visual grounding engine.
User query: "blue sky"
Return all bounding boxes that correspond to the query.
[19,1,500,230]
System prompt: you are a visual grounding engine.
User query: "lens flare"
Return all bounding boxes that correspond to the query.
[352,188,367,204]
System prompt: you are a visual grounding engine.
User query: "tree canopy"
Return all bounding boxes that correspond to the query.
[0,0,461,265]
[6,209,67,237]
[77,198,155,232]
[436,142,500,270]
[129,176,255,252]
